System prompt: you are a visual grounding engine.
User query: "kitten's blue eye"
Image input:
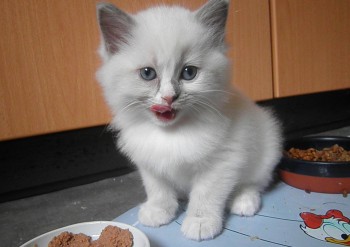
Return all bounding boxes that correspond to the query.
[181,66,197,81]
[140,67,157,81]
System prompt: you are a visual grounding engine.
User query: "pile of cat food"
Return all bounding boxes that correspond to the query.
[286,144,350,162]
[47,225,133,247]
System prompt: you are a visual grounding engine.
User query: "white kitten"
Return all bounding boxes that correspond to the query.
[96,0,282,241]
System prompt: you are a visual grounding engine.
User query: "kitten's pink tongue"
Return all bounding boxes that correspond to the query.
[150,105,176,122]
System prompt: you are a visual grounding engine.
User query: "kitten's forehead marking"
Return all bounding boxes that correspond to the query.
[157,60,182,101]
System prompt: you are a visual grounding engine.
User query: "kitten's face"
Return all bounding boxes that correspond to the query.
[97,1,230,127]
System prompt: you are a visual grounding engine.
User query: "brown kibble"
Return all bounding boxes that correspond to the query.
[286,144,350,162]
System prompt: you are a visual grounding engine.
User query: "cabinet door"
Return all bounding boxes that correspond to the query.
[271,0,350,97]
[0,0,110,141]
[0,0,272,141]
[231,0,273,101]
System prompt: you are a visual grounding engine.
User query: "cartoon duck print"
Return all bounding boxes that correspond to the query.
[300,209,350,246]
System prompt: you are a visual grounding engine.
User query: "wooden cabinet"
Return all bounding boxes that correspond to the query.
[231,0,274,100]
[270,0,350,97]
[0,0,349,140]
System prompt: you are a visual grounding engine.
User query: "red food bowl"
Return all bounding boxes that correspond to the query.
[278,136,350,194]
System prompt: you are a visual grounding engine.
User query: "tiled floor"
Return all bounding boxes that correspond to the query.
[1,126,350,247]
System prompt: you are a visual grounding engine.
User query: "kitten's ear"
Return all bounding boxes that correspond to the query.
[195,0,229,45]
[97,3,134,57]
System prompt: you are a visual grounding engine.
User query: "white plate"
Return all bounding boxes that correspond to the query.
[19,221,150,247]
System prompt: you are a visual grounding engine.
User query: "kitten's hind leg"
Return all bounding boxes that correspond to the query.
[229,186,261,216]
[138,169,178,227]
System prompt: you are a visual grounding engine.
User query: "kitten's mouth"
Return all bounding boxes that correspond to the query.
[150,104,176,122]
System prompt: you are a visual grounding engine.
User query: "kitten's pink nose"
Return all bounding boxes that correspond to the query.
[162,96,174,106]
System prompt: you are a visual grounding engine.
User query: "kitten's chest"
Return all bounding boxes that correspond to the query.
[118,123,222,169]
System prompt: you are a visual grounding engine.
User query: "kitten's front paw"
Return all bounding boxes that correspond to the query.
[138,203,177,227]
[181,215,223,241]
[230,189,261,216]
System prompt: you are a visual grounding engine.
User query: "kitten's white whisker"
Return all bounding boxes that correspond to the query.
[119,100,142,114]
[188,105,202,116]
[199,89,236,96]
[191,98,225,119]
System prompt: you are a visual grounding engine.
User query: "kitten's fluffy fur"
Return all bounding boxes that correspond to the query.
[97,0,282,241]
